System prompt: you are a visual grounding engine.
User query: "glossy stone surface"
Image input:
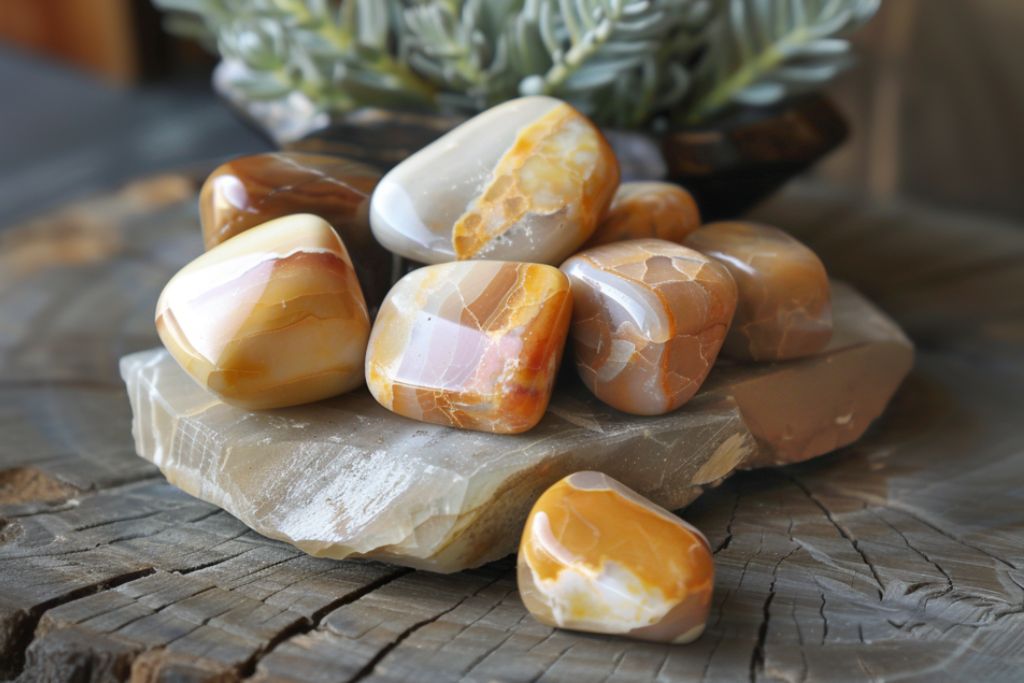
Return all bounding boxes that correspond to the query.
[561,239,737,415]
[370,96,619,265]
[199,152,390,306]
[585,181,701,247]
[518,472,713,642]
[156,214,370,409]
[123,282,912,571]
[686,221,832,361]
[365,260,573,434]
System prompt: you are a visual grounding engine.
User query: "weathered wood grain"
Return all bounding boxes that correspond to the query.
[1,176,1022,682]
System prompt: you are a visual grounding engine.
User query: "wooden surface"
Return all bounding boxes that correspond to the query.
[0,176,1022,682]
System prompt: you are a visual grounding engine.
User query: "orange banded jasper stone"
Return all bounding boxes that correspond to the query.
[685,221,832,361]
[156,214,370,409]
[365,261,572,434]
[561,239,737,415]
[369,96,619,266]
[585,181,701,248]
[518,472,714,643]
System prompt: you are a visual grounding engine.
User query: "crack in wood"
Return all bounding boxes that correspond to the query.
[783,472,885,597]
[713,491,740,556]
[237,567,412,680]
[874,511,954,608]
[72,507,167,532]
[749,547,798,683]
[433,581,521,679]
[818,593,828,646]
[343,572,507,683]
[176,548,255,575]
[1,566,156,679]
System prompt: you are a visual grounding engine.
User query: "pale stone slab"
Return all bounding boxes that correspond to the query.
[121,282,912,572]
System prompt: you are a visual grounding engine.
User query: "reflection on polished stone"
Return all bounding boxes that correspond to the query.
[156,214,369,409]
[518,471,714,643]
[561,239,737,415]
[370,96,619,265]
[123,282,913,570]
[585,181,701,247]
[365,260,573,434]
[199,152,390,306]
[686,221,832,361]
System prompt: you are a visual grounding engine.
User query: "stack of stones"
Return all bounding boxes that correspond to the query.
[154,95,835,643]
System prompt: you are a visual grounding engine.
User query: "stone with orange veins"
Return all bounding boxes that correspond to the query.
[518,471,714,643]
[561,239,737,415]
[584,181,701,248]
[199,152,390,307]
[369,96,619,266]
[365,260,573,434]
[156,214,370,410]
[685,221,832,361]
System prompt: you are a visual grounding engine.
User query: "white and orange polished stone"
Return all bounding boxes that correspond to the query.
[561,239,737,415]
[370,96,619,265]
[585,181,701,248]
[685,221,832,361]
[518,471,714,643]
[155,214,370,409]
[365,260,573,434]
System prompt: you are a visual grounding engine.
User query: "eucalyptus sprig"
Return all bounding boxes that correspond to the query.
[154,0,880,128]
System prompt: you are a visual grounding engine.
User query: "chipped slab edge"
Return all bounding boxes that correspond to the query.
[120,281,913,572]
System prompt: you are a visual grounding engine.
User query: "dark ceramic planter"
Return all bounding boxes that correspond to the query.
[218,73,847,221]
[280,95,846,221]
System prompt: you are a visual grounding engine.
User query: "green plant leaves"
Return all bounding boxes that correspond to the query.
[684,0,879,123]
[153,0,879,127]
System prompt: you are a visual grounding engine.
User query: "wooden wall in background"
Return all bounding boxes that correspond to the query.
[820,0,1024,221]
[0,0,141,83]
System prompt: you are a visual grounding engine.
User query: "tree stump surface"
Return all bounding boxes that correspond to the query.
[0,176,1021,682]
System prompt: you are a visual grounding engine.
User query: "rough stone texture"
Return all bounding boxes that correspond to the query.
[121,278,910,572]
[1,175,1021,682]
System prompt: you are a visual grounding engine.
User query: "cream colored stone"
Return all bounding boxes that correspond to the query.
[155,214,369,409]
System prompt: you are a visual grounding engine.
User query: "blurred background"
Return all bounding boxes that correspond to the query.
[1,0,1022,228]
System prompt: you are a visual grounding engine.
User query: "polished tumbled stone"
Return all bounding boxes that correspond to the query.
[585,181,701,247]
[156,214,369,409]
[518,471,714,643]
[686,221,832,361]
[199,152,390,306]
[370,96,619,265]
[123,282,913,571]
[561,239,737,415]
[365,260,573,434]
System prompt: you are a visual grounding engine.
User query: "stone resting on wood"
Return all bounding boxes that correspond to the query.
[0,176,1022,682]
[120,280,912,572]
